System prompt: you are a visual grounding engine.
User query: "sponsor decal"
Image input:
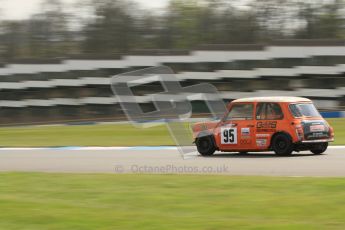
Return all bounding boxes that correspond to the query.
[240,139,251,145]
[306,132,329,139]
[310,122,322,125]
[256,134,270,138]
[241,127,250,136]
[256,139,267,147]
[256,121,277,132]
[310,125,325,132]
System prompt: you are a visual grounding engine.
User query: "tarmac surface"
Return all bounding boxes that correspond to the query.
[0,146,344,176]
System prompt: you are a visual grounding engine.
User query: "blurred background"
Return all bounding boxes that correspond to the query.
[0,0,344,126]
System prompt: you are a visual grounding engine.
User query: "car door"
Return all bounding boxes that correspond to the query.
[216,103,256,151]
[255,102,284,148]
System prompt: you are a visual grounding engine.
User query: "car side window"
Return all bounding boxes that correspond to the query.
[256,103,283,120]
[226,103,253,120]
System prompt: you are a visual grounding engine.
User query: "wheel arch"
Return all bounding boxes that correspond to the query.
[269,131,293,149]
[195,131,217,147]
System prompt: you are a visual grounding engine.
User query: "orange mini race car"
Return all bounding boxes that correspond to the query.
[192,96,334,156]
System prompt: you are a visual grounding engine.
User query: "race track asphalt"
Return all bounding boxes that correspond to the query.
[0,146,345,176]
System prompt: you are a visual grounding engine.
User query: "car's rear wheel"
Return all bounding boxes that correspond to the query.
[310,142,328,155]
[196,136,216,156]
[272,133,293,156]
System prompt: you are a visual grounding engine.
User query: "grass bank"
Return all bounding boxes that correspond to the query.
[0,173,344,230]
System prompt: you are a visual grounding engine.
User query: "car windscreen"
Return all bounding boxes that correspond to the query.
[289,103,321,117]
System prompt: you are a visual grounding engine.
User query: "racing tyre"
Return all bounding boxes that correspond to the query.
[196,136,216,156]
[272,133,293,156]
[310,142,328,155]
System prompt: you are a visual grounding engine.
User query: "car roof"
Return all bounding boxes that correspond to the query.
[232,96,312,103]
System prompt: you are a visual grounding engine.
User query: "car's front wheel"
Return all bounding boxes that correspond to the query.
[196,136,216,156]
[272,133,293,156]
[310,142,328,155]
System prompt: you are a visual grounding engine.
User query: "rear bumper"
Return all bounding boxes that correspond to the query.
[301,138,334,143]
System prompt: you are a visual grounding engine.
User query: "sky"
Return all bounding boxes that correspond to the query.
[0,0,170,20]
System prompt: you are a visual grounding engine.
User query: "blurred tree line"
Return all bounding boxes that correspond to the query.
[0,0,344,60]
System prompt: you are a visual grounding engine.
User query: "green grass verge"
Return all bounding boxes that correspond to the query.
[0,173,344,230]
[0,118,344,147]
[0,123,176,147]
